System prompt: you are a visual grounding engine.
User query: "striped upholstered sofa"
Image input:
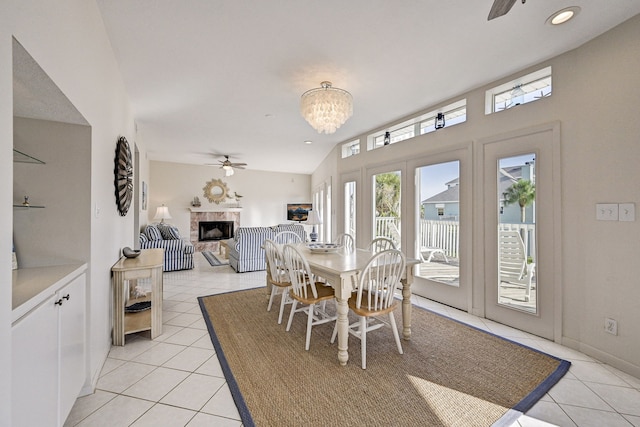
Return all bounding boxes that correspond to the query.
[228,224,306,273]
[139,223,195,271]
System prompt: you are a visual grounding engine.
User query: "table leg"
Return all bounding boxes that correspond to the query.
[336,297,349,365]
[401,279,412,340]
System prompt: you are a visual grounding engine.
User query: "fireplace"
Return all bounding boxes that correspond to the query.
[198,221,234,241]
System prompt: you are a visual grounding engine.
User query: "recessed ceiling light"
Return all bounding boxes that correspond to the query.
[304,140,313,144]
[546,6,580,25]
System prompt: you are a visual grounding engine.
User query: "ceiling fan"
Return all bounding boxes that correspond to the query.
[488,0,526,21]
[210,155,247,176]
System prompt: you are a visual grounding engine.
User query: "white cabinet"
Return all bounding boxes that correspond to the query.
[12,271,86,427]
[58,274,86,426]
[12,293,58,426]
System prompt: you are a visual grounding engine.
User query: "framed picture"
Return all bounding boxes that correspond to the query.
[287,203,312,222]
[141,181,148,211]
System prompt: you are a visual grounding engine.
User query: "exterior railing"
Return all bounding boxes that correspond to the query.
[374,218,536,261]
[419,220,460,258]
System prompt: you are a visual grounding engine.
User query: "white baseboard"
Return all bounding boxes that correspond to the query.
[562,336,640,379]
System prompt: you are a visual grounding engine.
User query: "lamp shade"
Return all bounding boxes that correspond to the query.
[153,205,172,223]
[305,209,322,226]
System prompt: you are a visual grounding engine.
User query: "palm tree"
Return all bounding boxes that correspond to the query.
[375,173,401,217]
[503,179,535,222]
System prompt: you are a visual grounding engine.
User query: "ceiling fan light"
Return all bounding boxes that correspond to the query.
[301,81,353,134]
[547,6,580,25]
[224,167,234,177]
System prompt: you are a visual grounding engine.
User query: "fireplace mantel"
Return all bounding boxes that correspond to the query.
[189,207,242,213]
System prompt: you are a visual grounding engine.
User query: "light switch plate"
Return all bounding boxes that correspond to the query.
[619,203,635,222]
[596,203,618,221]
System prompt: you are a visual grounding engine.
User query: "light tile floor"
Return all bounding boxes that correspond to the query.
[66,254,640,427]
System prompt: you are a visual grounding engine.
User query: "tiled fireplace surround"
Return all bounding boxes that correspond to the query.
[189,209,240,252]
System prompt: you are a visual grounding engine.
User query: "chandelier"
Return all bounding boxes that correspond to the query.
[300,81,353,134]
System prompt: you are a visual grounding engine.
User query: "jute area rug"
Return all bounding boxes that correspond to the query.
[198,288,569,427]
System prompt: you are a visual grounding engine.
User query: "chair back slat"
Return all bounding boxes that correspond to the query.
[275,231,303,244]
[283,244,317,300]
[335,233,355,253]
[355,249,405,311]
[264,239,288,284]
[368,237,397,253]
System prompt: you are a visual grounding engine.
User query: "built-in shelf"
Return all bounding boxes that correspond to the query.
[13,204,45,209]
[13,148,45,164]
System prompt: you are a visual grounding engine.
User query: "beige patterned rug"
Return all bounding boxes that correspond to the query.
[199,288,569,427]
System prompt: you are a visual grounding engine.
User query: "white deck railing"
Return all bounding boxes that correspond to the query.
[374,218,536,261]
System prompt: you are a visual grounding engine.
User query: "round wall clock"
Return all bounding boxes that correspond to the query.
[114,136,133,216]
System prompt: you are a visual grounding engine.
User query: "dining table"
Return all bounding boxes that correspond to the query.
[291,243,420,366]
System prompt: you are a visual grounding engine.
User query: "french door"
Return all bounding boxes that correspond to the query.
[479,123,561,340]
[408,146,472,311]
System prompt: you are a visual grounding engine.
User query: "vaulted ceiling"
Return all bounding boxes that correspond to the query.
[38,1,640,173]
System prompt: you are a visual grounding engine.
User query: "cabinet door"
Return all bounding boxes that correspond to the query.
[58,274,86,426]
[12,294,59,427]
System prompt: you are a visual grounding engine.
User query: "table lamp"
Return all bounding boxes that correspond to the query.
[305,209,322,242]
[153,204,172,223]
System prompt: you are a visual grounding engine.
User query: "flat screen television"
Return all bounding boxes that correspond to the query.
[287,203,311,222]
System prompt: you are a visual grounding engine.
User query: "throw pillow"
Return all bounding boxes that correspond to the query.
[145,225,163,241]
[157,223,172,240]
[157,223,181,240]
[168,225,181,239]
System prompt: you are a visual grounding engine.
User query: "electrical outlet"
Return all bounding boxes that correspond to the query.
[619,203,635,222]
[596,204,618,221]
[605,318,618,335]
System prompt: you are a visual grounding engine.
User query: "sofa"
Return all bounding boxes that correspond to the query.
[228,224,307,273]
[139,223,195,271]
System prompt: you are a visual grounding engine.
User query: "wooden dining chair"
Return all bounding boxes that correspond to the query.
[331,249,406,369]
[335,233,355,253]
[368,236,397,253]
[282,244,337,351]
[264,239,292,324]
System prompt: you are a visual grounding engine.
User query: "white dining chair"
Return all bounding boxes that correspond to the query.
[331,249,406,369]
[335,233,355,253]
[282,244,337,351]
[264,239,292,324]
[368,236,397,253]
[274,230,303,244]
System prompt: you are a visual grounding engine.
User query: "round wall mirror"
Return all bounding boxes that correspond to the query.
[203,179,229,204]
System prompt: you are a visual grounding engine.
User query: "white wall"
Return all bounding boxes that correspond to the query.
[149,161,312,235]
[13,117,91,268]
[1,1,139,421]
[313,15,640,377]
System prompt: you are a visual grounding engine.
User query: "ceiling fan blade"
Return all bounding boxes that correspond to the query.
[231,163,247,167]
[488,0,517,20]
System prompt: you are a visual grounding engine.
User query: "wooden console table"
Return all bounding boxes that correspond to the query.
[111,248,163,346]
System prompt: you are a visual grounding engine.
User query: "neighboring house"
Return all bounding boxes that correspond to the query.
[421,162,535,224]
[421,178,460,220]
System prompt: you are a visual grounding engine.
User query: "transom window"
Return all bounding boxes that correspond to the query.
[367,99,467,151]
[341,139,360,158]
[486,67,552,114]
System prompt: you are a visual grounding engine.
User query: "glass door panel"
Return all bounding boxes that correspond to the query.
[417,161,460,286]
[344,181,356,242]
[497,154,537,313]
[373,171,401,248]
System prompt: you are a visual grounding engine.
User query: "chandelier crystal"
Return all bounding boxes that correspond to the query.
[300,81,353,134]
